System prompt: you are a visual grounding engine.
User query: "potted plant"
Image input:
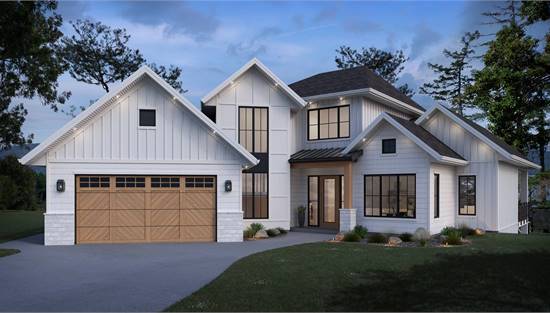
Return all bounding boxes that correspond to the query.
[297,205,306,227]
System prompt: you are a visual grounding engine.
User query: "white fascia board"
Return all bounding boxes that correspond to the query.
[303,88,425,116]
[342,112,467,166]
[201,58,306,108]
[21,66,259,167]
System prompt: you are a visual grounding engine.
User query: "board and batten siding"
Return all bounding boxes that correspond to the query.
[353,121,430,233]
[203,66,293,229]
[429,164,457,234]
[497,161,519,233]
[422,111,499,231]
[362,97,412,128]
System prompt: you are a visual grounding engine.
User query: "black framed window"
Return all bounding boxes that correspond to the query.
[239,107,268,153]
[434,173,440,218]
[458,176,476,215]
[185,177,215,188]
[116,176,145,188]
[79,176,109,188]
[151,177,180,188]
[382,138,396,154]
[364,174,416,218]
[242,173,268,219]
[139,109,156,127]
[308,105,349,140]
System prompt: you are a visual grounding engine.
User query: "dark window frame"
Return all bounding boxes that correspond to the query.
[363,174,416,219]
[238,106,269,154]
[242,172,269,219]
[458,175,476,216]
[185,177,215,188]
[139,109,156,127]
[151,176,180,188]
[115,176,146,188]
[79,176,110,188]
[382,138,397,154]
[434,173,440,219]
[307,105,350,141]
[307,175,344,227]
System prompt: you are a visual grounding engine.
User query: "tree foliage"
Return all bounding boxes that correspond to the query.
[0,156,37,210]
[148,63,187,93]
[420,31,480,116]
[0,1,69,149]
[335,46,414,96]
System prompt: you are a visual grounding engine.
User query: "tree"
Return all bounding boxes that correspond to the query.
[0,156,37,210]
[0,1,69,150]
[420,31,480,116]
[148,63,187,94]
[335,46,413,96]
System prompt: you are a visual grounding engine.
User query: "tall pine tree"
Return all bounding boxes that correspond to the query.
[420,31,480,117]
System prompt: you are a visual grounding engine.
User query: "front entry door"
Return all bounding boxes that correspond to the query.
[308,176,341,229]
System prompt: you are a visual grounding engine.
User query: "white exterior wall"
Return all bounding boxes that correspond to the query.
[429,163,457,234]
[353,121,431,234]
[497,161,519,233]
[362,97,412,128]
[44,77,248,245]
[204,67,293,229]
[422,111,499,231]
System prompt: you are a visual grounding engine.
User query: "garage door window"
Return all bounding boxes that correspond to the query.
[79,176,109,188]
[116,176,145,188]
[185,177,215,188]
[151,177,180,188]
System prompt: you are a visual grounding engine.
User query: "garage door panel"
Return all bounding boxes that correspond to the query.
[181,210,215,226]
[150,226,179,241]
[110,227,146,241]
[112,193,145,210]
[77,210,109,227]
[150,210,179,226]
[181,193,214,209]
[77,193,109,210]
[78,227,109,242]
[181,226,215,241]
[151,193,179,210]
[110,210,145,227]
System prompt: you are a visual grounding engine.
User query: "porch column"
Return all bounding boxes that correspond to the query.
[340,162,357,232]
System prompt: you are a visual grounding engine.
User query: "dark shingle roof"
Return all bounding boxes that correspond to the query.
[289,66,425,112]
[289,147,363,163]
[388,114,465,161]
[442,107,528,160]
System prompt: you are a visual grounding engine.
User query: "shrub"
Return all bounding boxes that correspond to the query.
[243,229,255,239]
[276,227,288,234]
[368,233,387,244]
[418,239,428,247]
[413,227,430,242]
[399,232,413,242]
[458,224,475,237]
[0,156,38,210]
[444,229,463,245]
[266,228,280,237]
[353,225,368,239]
[440,226,458,237]
[249,223,264,235]
[343,231,361,242]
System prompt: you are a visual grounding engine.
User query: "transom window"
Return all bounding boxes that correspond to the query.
[185,177,215,188]
[151,177,180,188]
[116,176,145,188]
[242,173,268,219]
[382,138,396,154]
[308,105,350,140]
[239,107,268,153]
[458,176,476,215]
[139,109,156,127]
[364,174,416,218]
[79,176,109,188]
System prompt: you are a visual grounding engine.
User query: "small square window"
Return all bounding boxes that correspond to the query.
[139,109,156,127]
[382,139,396,154]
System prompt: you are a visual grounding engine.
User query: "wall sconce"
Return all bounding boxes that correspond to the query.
[224,180,232,192]
[56,179,65,192]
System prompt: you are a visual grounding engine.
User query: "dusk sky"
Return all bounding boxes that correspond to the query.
[22,1,547,142]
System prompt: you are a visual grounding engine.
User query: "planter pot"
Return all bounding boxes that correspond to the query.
[298,211,305,227]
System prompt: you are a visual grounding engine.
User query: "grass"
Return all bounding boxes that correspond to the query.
[166,233,550,312]
[0,210,44,243]
[0,249,20,258]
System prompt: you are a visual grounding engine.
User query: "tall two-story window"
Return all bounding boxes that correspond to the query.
[308,105,350,140]
[239,107,268,219]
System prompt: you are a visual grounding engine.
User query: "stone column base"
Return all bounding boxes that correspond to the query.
[217,211,244,242]
[44,213,75,246]
[339,208,357,232]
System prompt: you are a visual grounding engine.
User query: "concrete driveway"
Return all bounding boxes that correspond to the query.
[0,232,331,312]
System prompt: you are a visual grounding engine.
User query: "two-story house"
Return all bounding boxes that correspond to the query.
[22,58,539,245]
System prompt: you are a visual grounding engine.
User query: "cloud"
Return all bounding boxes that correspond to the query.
[409,25,442,59]
[57,1,89,22]
[342,19,383,34]
[312,5,339,24]
[120,2,220,41]
[226,27,283,59]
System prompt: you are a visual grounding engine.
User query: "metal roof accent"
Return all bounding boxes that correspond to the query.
[289,147,363,163]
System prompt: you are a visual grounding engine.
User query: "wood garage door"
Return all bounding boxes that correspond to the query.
[76,175,216,244]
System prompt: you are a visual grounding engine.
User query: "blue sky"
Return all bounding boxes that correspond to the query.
[22,1,545,142]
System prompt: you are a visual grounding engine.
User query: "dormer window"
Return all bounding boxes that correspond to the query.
[308,105,350,140]
[139,109,156,127]
[382,138,396,154]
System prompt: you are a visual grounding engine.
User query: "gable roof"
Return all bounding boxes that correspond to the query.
[342,112,467,166]
[289,66,425,114]
[415,104,540,169]
[201,58,306,108]
[20,66,259,166]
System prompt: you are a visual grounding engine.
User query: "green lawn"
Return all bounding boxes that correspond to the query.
[0,210,44,243]
[0,249,20,257]
[167,233,550,312]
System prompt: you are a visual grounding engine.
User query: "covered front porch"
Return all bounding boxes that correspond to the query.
[289,148,362,232]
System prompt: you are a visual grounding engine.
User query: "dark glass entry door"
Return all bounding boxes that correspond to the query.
[308,176,341,229]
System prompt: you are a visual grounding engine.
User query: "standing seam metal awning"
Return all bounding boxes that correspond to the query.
[288,148,363,164]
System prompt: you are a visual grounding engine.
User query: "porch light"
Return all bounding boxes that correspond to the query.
[339,97,344,101]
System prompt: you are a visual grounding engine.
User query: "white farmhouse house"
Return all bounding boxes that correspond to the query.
[21,58,539,245]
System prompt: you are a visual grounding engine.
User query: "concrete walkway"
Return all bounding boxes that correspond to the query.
[0,232,330,312]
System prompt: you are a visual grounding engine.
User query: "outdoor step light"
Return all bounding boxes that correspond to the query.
[224,180,232,192]
[56,179,65,192]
